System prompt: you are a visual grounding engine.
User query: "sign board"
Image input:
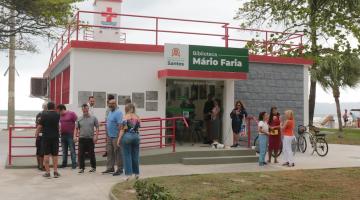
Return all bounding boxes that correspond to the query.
[165,44,249,73]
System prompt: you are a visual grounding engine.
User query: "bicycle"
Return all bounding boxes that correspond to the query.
[297,125,329,157]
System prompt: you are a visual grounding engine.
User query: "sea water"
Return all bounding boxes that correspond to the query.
[0,110,38,130]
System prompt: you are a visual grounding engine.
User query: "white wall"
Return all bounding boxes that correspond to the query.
[68,49,166,121]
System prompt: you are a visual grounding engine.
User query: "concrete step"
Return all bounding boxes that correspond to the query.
[140,149,257,165]
[182,156,258,165]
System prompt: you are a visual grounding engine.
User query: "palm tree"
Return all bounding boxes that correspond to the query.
[313,49,360,137]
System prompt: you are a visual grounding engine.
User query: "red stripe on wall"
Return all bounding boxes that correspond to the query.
[62,67,70,104]
[55,74,62,105]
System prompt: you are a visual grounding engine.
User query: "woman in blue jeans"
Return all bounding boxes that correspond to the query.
[257,112,269,166]
[117,103,141,180]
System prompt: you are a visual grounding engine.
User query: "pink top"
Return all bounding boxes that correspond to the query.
[60,111,78,134]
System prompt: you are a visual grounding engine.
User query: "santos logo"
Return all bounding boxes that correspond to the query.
[171,48,181,57]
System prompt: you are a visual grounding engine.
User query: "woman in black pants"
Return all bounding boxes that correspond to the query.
[230,100,247,148]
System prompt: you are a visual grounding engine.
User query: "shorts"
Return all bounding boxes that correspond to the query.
[35,136,44,156]
[43,137,59,156]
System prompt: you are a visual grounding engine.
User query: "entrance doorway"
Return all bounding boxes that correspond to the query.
[166,79,224,144]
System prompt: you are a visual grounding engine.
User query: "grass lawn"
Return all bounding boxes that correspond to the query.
[112,168,360,200]
[322,128,360,145]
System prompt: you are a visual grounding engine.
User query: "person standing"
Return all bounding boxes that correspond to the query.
[230,101,247,148]
[74,104,99,173]
[281,110,295,167]
[117,103,141,181]
[210,99,221,142]
[343,109,349,128]
[203,94,214,144]
[102,99,124,176]
[268,107,281,163]
[35,102,47,171]
[88,96,96,116]
[258,112,269,166]
[57,104,77,169]
[36,102,61,178]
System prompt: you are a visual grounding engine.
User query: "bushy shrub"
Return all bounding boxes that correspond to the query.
[134,180,175,200]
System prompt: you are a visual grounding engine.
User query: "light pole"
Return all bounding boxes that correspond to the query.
[7,9,16,128]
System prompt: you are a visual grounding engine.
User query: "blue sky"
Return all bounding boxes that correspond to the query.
[0,0,359,110]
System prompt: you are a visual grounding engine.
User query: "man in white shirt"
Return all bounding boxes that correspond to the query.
[87,96,96,116]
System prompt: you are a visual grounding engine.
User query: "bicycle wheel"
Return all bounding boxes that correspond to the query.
[253,135,260,153]
[315,138,328,157]
[297,135,307,153]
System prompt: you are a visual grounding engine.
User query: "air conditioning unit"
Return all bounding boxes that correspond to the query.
[30,77,48,98]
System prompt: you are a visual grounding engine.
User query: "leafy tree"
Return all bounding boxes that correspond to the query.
[235,0,360,125]
[312,47,360,137]
[0,0,83,48]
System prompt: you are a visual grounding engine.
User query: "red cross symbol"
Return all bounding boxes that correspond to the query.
[101,7,117,22]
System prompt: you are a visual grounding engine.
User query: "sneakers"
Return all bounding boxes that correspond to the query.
[102,169,115,174]
[53,172,61,178]
[78,169,85,174]
[89,168,96,173]
[42,172,51,178]
[282,162,289,166]
[113,169,123,176]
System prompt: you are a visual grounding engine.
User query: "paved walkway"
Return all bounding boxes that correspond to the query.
[1,130,360,200]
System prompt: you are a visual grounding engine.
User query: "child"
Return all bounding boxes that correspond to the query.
[258,112,269,166]
[281,110,295,167]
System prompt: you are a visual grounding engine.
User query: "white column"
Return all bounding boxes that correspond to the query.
[223,80,234,146]
[303,65,310,125]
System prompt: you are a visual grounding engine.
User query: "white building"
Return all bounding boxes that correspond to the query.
[36,0,312,146]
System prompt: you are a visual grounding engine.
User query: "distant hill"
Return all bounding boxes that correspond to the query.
[315,102,360,116]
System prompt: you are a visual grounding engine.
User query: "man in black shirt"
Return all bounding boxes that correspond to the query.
[36,102,61,178]
[203,94,214,144]
[35,103,47,171]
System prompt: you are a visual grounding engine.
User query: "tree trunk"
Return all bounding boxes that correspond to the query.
[7,10,16,128]
[308,0,318,125]
[333,88,343,138]
[309,80,316,125]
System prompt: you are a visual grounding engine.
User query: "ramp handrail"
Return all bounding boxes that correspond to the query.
[7,116,188,166]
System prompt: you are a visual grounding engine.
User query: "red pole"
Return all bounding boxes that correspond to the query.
[172,119,176,152]
[247,118,251,148]
[300,35,303,55]
[68,25,71,43]
[160,118,163,148]
[265,31,268,56]
[224,24,229,48]
[8,126,12,165]
[155,18,159,45]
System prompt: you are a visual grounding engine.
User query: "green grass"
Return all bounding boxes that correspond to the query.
[321,128,360,145]
[112,168,360,200]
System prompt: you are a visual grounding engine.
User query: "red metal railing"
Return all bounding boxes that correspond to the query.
[48,10,304,68]
[7,117,188,166]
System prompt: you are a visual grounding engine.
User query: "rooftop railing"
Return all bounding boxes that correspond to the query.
[48,10,304,68]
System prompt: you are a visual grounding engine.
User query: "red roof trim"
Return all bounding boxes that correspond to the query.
[249,55,313,65]
[71,40,164,53]
[158,69,247,80]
